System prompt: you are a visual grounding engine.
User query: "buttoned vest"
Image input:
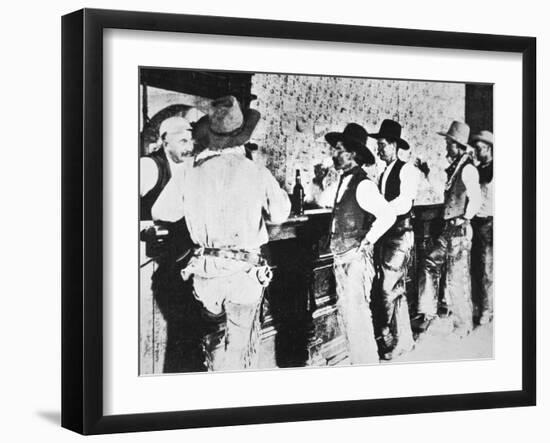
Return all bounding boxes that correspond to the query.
[443,156,471,220]
[382,159,412,222]
[330,167,376,254]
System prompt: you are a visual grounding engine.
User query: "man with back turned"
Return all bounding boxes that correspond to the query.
[153,96,290,371]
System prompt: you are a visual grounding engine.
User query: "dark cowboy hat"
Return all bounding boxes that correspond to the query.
[325,123,375,165]
[192,95,261,150]
[369,119,410,150]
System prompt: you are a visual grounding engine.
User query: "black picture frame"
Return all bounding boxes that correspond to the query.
[61,8,536,435]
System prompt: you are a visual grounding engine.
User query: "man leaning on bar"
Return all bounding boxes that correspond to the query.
[152,96,291,371]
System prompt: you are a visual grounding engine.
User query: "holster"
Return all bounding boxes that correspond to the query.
[192,246,273,287]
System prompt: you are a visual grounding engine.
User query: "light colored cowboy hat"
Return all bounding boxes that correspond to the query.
[437,121,471,148]
[192,95,260,150]
[471,130,494,146]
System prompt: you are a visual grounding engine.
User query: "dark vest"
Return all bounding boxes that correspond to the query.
[140,148,194,263]
[140,148,171,221]
[330,167,376,254]
[381,159,412,222]
[443,155,472,220]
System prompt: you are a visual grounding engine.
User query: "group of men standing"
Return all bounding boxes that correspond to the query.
[140,94,494,371]
[321,118,494,364]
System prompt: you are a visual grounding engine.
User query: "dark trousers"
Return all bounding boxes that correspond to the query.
[417,220,474,333]
[376,228,414,353]
[471,217,494,319]
[151,261,210,373]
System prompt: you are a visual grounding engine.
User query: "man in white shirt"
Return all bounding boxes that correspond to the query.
[140,116,196,263]
[416,121,481,338]
[153,96,290,371]
[140,116,195,220]
[140,114,210,373]
[324,123,396,365]
[370,119,419,359]
[472,130,494,325]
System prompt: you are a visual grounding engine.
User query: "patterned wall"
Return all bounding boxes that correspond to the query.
[250,74,465,205]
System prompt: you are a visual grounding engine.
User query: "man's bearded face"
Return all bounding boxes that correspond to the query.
[331,141,355,170]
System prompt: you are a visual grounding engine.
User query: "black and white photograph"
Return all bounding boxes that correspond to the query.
[1,0,547,439]
[139,67,494,374]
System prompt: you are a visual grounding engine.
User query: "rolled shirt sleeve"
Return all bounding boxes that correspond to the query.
[260,166,291,224]
[356,179,396,244]
[462,163,482,219]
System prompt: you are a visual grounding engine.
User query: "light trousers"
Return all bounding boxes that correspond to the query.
[377,229,415,352]
[333,246,379,365]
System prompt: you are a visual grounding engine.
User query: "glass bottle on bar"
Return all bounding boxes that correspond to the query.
[292,169,305,215]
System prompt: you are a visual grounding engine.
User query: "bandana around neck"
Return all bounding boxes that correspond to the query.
[193,146,246,167]
[445,154,472,191]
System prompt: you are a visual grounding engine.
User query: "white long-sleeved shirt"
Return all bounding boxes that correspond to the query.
[140,150,184,197]
[477,164,493,217]
[461,163,482,219]
[355,179,396,244]
[379,160,420,216]
[322,171,396,245]
[152,146,291,251]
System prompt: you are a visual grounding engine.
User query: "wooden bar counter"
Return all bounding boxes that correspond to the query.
[140,204,444,373]
[258,204,445,369]
[260,209,344,368]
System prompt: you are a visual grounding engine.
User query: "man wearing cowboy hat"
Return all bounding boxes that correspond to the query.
[415,121,481,338]
[324,123,396,365]
[370,119,419,359]
[471,130,494,325]
[153,96,290,371]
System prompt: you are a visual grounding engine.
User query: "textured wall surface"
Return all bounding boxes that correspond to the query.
[250,74,465,205]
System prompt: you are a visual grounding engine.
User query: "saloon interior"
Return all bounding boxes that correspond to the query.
[139,67,493,374]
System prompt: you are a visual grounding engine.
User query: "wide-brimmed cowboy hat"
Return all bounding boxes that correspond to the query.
[369,119,410,150]
[192,95,261,150]
[471,130,494,146]
[325,123,375,165]
[437,121,471,148]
